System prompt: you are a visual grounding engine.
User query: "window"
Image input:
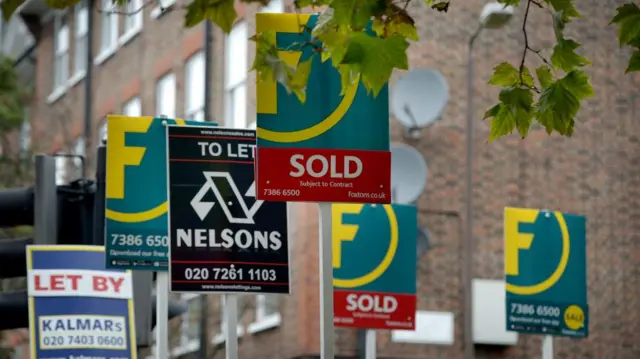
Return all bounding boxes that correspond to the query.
[213,296,245,344]
[122,0,143,42]
[224,22,247,128]
[20,120,31,154]
[99,0,118,54]
[73,0,88,77]
[156,73,176,118]
[53,14,69,92]
[261,0,284,13]
[185,52,205,122]
[123,97,142,117]
[248,295,281,333]
[55,155,67,185]
[150,0,177,18]
[174,294,201,355]
[73,136,85,169]
[100,118,108,143]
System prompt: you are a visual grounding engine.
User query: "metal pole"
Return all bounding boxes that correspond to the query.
[34,155,57,245]
[365,330,376,359]
[199,19,213,359]
[542,335,553,359]
[82,0,94,177]
[156,114,170,359]
[224,294,239,359]
[93,146,106,245]
[319,202,334,359]
[463,25,482,359]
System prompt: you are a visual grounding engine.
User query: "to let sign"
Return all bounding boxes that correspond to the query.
[27,245,136,359]
[254,13,391,204]
[332,204,417,330]
[167,126,290,294]
[504,207,589,338]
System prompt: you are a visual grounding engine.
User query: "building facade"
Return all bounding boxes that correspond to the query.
[8,0,640,358]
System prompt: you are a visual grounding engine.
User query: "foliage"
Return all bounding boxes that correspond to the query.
[0,56,28,135]
[1,0,639,141]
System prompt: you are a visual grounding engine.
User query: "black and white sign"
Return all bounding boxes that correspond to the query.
[166,126,290,294]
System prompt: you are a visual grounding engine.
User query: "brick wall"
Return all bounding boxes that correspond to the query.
[32,0,640,358]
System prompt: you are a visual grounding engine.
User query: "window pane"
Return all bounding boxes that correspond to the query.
[55,156,67,185]
[186,52,205,117]
[230,84,246,128]
[76,2,88,36]
[225,22,247,89]
[57,25,69,53]
[263,294,279,316]
[186,297,201,342]
[261,0,284,13]
[74,36,86,73]
[124,97,142,117]
[20,121,31,152]
[156,73,176,118]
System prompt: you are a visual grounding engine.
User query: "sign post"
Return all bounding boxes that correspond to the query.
[27,245,136,359]
[255,13,392,359]
[105,115,217,359]
[166,125,290,359]
[504,207,589,357]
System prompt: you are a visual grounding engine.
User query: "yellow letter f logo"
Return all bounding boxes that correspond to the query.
[332,204,364,268]
[505,208,538,276]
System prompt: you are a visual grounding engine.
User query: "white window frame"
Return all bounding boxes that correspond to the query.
[49,13,69,103]
[55,154,67,185]
[120,0,143,46]
[172,293,201,356]
[224,22,248,129]
[70,0,88,86]
[212,296,244,345]
[95,0,118,65]
[100,118,108,144]
[156,73,176,118]
[185,51,205,122]
[150,0,177,19]
[19,120,31,155]
[73,136,85,169]
[247,295,282,334]
[123,96,142,117]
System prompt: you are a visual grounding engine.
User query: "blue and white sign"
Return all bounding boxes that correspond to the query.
[27,245,136,359]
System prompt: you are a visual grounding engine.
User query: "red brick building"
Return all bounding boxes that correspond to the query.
[4,0,640,358]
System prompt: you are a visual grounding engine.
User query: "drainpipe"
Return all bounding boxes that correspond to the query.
[82,0,94,177]
[198,20,213,359]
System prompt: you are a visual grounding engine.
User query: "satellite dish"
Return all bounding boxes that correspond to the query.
[390,143,427,204]
[391,68,449,139]
[417,227,431,258]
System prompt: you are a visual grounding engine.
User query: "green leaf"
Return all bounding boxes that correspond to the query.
[488,62,520,87]
[498,0,520,6]
[371,5,419,40]
[610,3,640,24]
[289,58,313,103]
[0,0,26,20]
[626,50,640,73]
[332,0,386,30]
[536,65,554,88]
[534,70,592,136]
[552,11,566,42]
[520,67,535,88]
[185,0,237,32]
[550,39,591,72]
[341,33,408,96]
[546,0,581,20]
[294,0,331,7]
[484,87,534,141]
[44,0,80,9]
[561,70,594,100]
[431,1,450,12]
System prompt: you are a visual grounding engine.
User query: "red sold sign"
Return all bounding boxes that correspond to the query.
[333,291,417,330]
[256,147,391,203]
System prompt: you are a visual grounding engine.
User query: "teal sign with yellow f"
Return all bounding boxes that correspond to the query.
[504,207,589,338]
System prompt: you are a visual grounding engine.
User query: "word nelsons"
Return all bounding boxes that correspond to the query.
[176,228,282,250]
